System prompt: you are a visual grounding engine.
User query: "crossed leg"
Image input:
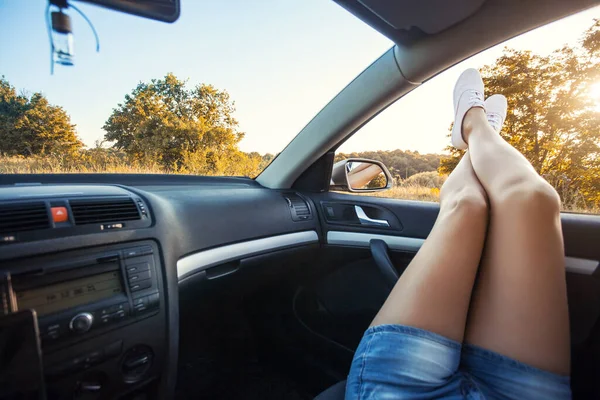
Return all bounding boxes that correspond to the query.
[371,107,570,375]
[463,107,570,375]
[371,107,569,372]
[371,151,488,343]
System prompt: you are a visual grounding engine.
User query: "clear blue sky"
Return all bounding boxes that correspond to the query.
[1,1,598,155]
[0,0,391,154]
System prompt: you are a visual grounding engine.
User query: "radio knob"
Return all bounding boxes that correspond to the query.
[70,312,94,333]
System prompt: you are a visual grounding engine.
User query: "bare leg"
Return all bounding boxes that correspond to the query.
[463,108,570,375]
[371,152,487,342]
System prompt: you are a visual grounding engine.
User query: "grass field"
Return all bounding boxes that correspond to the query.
[357,185,440,203]
[0,155,166,174]
[1,155,597,214]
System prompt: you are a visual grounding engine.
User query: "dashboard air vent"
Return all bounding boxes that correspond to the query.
[70,197,140,225]
[283,193,312,221]
[0,202,50,234]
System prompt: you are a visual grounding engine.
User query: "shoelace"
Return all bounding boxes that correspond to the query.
[487,112,503,131]
[468,90,484,106]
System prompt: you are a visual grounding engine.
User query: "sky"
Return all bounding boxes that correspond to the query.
[0,1,598,157]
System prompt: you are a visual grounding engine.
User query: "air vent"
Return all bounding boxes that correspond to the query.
[0,202,50,234]
[283,193,312,221]
[70,197,140,225]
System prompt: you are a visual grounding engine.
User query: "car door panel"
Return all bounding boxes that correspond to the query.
[298,190,600,394]
[314,192,439,236]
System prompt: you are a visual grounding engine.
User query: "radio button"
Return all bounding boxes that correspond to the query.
[129,279,152,292]
[70,312,94,333]
[134,304,147,313]
[133,296,148,314]
[109,302,126,313]
[123,246,152,259]
[126,262,150,274]
[42,331,62,342]
[132,293,159,315]
[47,329,60,337]
[128,270,151,283]
[99,302,125,316]
[113,310,126,320]
[47,323,61,331]
[100,306,129,323]
[132,297,145,306]
[41,321,67,341]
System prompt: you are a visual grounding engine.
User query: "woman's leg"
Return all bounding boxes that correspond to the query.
[371,151,488,342]
[463,107,570,375]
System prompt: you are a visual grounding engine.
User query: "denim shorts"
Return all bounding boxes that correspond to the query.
[346,324,571,399]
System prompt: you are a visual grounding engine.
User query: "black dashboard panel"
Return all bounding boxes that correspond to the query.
[0,185,152,245]
[0,178,319,262]
[0,175,321,399]
[139,185,318,257]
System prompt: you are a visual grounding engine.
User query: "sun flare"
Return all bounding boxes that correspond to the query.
[589,82,600,111]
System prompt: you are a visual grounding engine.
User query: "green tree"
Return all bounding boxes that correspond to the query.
[103,73,245,172]
[440,20,600,210]
[0,77,82,157]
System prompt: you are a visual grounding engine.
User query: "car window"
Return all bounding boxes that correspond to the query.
[336,11,600,214]
[0,1,391,178]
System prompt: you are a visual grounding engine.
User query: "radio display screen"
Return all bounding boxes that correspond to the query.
[16,271,123,317]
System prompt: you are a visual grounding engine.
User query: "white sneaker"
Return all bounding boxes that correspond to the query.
[452,68,485,149]
[485,94,507,133]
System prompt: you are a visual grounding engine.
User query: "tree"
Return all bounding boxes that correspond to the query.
[0,77,82,157]
[366,173,387,189]
[440,20,600,210]
[103,73,245,172]
[336,149,441,181]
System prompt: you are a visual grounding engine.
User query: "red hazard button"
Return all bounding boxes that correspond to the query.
[51,207,69,223]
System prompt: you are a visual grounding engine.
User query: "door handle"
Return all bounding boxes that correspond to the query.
[355,205,390,227]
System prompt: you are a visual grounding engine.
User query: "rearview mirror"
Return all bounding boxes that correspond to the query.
[330,158,393,193]
[76,0,180,23]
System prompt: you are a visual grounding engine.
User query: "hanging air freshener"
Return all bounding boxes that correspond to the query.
[47,0,100,74]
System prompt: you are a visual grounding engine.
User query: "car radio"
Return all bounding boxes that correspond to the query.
[2,244,161,345]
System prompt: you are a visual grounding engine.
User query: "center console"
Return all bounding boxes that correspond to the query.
[1,240,166,400]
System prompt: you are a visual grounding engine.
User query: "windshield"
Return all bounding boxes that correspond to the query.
[0,1,391,177]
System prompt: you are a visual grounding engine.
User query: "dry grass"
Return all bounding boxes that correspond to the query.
[0,155,167,174]
[559,203,600,215]
[357,185,441,203]
[0,152,267,177]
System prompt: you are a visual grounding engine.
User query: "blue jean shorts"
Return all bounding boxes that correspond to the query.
[346,324,571,399]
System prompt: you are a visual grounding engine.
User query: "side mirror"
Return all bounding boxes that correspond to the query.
[330,158,393,193]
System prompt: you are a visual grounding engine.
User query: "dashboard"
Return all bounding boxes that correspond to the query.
[0,176,319,399]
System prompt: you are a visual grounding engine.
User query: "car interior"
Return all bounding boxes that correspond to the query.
[1,0,600,399]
